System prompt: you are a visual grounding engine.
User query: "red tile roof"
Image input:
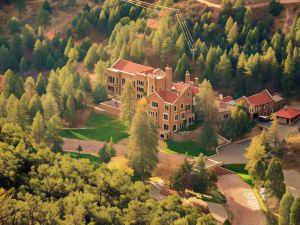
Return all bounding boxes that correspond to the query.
[276,106,300,119]
[158,90,179,103]
[222,96,233,102]
[171,82,199,95]
[111,59,154,75]
[243,90,273,107]
[0,75,4,93]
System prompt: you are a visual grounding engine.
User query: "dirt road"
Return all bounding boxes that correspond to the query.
[217,174,267,225]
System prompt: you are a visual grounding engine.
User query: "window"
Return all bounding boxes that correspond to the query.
[187,92,190,97]
[173,125,177,131]
[186,104,191,110]
[108,86,114,91]
[174,115,179,121]
[164,105,169,111]
[137,80,144,85]
[122,78,125,84]
[181,113,185,119]
[181,103,184,110]
[137,87,144,92]
[163,113,169,120]
[155,112,158,118]
[173,105,177,111]
[137,94,143,99]
[108,76,115,83]
[163,124,169,130]
[152,102,158,107]
[151,85,154,92]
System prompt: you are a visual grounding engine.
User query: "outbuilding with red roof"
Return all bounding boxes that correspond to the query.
[276,106,300,125]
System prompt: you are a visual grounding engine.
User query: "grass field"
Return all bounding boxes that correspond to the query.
[66,152,102,167]
[61,113,128,143]
[161,140,215,157]
[223,164,254,187]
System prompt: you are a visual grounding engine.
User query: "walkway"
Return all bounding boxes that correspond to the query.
[217,174,267,225]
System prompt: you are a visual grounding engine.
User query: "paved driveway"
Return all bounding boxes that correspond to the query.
[217,174,267,225]
[211,140,300,197]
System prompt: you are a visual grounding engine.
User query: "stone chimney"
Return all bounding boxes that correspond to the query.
[185,71,191,83]
[165,65,172,88]
[194,77,199,87]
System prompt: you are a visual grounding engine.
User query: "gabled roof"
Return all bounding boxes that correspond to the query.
[157,90,179,104]
[238,89,273,107]
[276,106,300,119]
[171,82,199,95]
[110,59,154,75]
[222,96,233,102]
[0,75,4,93]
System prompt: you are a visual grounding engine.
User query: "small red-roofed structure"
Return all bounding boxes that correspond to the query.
[276,106,300,125]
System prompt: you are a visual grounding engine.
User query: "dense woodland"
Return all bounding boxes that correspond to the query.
[1,0,300,224]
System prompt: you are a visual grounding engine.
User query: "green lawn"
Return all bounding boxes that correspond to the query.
[223,164,254,187]
[61,113,128,143]
[66,152,102,167]
[162,140,215,157]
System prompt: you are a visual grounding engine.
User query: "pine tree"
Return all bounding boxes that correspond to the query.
[31,111,45,144]
[68,47,79,62]
[42,0,52,13]
[290,197,300,225]
[46,115,63,151]
[245,134,266,172]
[120,80,137,128]
[46,71,62,112]
[24,77,36,98]
[244,7,253,26]
[199,121,218,152]
[65,94,75,123]
[225,17,234,34]
[84,44,98,71]
[283,53,295,92]
[128,103,158,180]
[216,52,232,93]
[77,145,83,154]
[227,22,238,44]
[174,53,189,82]
[13,0,26,20]
[250,158,266,182]
[19,57,30,72]
[42,94,59,121]
[98,142,111,163]
[92,83,107,104]
[29,93,43,121]
[37,9,51,28]
[64,37,74,57]
[3,69,17,98]
[278,191,295,225]
[265,158,286,199]
[267,113,281,155]
[172,157,193,191]
[94,60,107,84]
[36,73,46,96]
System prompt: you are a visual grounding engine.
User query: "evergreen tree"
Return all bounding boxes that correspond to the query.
[174,53,189,82]
[37,9,51,28]
[46,71,62,112]
[24,77,36,98]
[84,44,98,71]
[3,69,17,98]
[92,83,107,104]
[227,22,238,44]
[42,94,59,121]
[267,113,281,155]
[265,158,286,199]
[244,7,253,26]
[42,0,52,13]
[290,197,300,225]
[65,94,75,123]
[98,142,111,163]
[13,0,26,20]
[225,17,234,34]
[77,145,83,154]
[172,157,193,191]
[128,103,158,180]
[29,93,43,121]
[250,158,266,182]
[120,80,137,128]
[31,111,45,144]
[45,114,63,151]
[278,191,295,225]
[79,75,92,93]
[245,133,266,172]
[36,73,46,96]
[191,153,210,193]
[7,16,21,34]
[94,60,107,84]
[19,57,30,72]
[68,47,79,62]
[199,121,218,152]
[216,52,232,94]
[64,37,74,57]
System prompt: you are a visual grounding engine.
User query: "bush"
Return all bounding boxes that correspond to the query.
[269,0,283,16]
[7,17,20,34]
[92,83,108,103]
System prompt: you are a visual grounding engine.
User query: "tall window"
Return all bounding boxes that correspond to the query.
[164,105,169,111]
[163,124,169,130]
[163,113,169,120]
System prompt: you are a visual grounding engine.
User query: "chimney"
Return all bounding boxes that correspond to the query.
[219,94,223,101]
[185,71,191,83]
[165,65,172,88]
[194,77,199,87]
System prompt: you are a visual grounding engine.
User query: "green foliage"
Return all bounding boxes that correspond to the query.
[61,112,128,143]
[264,158,285,199]
[92,83,108,103]
[37,9,51,28]
[199,121,218,152]
[269,0,283,16]
[120,80,137,128]
[290,197,300,225]
[84,44,98,71]
[278,191,295,225]
[42,0,52,13]
[7,16,21,34]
